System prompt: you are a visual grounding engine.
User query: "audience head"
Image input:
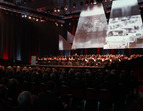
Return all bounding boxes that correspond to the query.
[75,72,81,79]
[8,78,18,88]
[46,81,55,91]
[17,91,32,107]
[0,84,8,101]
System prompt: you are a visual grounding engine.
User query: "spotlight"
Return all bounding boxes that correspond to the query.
[36,18,39,22]
[93,1,97,4]
[64,7,68,11]
[28,16,32,19]
[57,9,60,12]
[22,14,24,18]
[93,0,97,4]
[24,14,27,18]
[41,20,45,22]
[55,22,58,26]
[54,8,57,12]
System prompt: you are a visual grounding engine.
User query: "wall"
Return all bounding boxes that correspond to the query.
[0,10,59,64]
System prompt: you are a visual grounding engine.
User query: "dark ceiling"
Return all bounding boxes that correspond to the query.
[1,0,143,23]
[2,0,106,15]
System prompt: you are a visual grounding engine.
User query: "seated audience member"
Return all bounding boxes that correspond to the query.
[0,84,10,111]
[70,72,85,91]
[7,78,19,101]
[37,81,65,111]
[16,91,35,111]
[59,69,68,81]
[129,71,139,95]
[68,68,75,82]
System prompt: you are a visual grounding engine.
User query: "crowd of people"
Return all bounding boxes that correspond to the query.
[0,57,141,111]
[37,54,143,66]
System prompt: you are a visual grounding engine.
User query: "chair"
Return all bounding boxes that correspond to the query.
[60,85,71,98]
[60,85,72,109]
[98,89,114,111]
[31,82,38,94]
[39,83,47,92]
[71,87,85,110]
[84,87,99,111]
[22,81,31,91]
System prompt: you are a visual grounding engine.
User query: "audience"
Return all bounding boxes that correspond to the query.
[0,54,142,111]
[37,54,143,66]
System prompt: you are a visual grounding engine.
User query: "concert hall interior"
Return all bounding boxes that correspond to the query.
[1,0,143,111]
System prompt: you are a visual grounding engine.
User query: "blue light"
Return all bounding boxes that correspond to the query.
[24,14,27,18]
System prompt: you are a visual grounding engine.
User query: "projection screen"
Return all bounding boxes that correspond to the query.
[72,4,107,49]
[104,0,143,49]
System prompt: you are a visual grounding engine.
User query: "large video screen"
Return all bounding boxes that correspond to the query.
[72,4,107,49]
[104,0,143,49]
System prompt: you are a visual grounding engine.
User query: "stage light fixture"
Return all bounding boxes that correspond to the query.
[40,19,45,22]
[24,14,27,18]
[36,18,39,22]
[55,22,58,26]
[64,7,68,11]
[21,14,24,18]
[28,16,32,19]
[54,8,57,12]
[57,9,60,12]
[93,0,97,4]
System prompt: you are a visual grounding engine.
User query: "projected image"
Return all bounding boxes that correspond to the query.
[104,0,143,49]
[72,4,107,49]
[59,35,72,50]
[67,31,74,44]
